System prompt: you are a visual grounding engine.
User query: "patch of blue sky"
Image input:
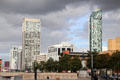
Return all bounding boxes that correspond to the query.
[68,14,89,32]
[0,53,9,61]
[68,14,89,48]
[69,37,88,48]
[102,41,107,47]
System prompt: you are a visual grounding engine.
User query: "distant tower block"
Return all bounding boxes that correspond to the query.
[89,10,102,52]
[22,18,41,70]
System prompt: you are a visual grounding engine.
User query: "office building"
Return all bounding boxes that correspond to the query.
[48,42,74,61]
[0,59,2,72]
[22,18,41,70]
[89,9,102,52]
[10,46,22,70]
[108,37,120,51]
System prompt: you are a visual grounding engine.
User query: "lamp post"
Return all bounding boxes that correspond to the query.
[34,60,37,80]
[91,52,94,80]
[117,62,119,80]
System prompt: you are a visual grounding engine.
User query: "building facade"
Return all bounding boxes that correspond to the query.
[0,59,2,72]
[108,37,120,51]
[10,46,22,70]
[36,53,47,62]
[48,42,74,61]
[89,9,102,52]
[22,18,41,70]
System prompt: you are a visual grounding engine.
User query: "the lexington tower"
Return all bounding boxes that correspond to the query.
[89,9,102,52]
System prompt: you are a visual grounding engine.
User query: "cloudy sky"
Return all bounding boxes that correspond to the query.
[0,0,120,61]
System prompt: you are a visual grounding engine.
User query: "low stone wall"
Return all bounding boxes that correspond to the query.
[23,73,77,80]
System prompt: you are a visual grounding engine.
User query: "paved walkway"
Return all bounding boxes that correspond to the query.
[78,77,105,80]
[78,77,90,80]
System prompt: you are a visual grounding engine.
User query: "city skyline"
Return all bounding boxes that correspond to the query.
[0,0,120,61]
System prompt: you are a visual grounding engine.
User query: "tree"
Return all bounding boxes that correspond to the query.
[70,56,82,72]
[45,58,55,72]
[38,61,46,72]
[53,61,59,72]
[109,51,120,71]
[94,54,110,69]
[32,61,39,71]
[87,51,99,69]
[58,54,71,72]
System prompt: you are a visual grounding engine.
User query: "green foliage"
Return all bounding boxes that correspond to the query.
[109,51,120,71]
[94,54,110,69]
[58,54,71,72]
[87,51,120,71]
[32,61,39,72]
[70,56,82,72]
[87,51,110,69]
[37,54,82,72]
[45,58,55,72]
[87,51,99,68]
[38,61,46,72]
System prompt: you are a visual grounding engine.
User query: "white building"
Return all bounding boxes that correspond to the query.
[10,46,22,70]
[48,42,74,61]
[22,18,41,70]
[35,53,47,63]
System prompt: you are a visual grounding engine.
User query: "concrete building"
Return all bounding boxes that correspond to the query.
[48,42,74,61]
[10,46,22,70]
[0,59,2,72]
[36,53,47,63]
[89,9,102,52]
[22,18,41,70]
[108,37,120,51]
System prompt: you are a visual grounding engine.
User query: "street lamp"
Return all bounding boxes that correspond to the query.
[34,60,37,80]
[91,51,94,80]
[34,54,38,80]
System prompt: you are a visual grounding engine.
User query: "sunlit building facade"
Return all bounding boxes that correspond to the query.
[48,42,74,61]
[108,37,120,51]
[10,46,22,70]
[22,18,41,70]
[89,9,102,52]
[36,53,47,62]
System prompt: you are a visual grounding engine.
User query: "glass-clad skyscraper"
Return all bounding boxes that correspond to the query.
[89,9,102,52]
[22,18,41,70]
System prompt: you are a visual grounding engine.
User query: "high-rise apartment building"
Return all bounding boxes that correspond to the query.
[48,42,74,61]
[108,37,120,51]
[89,9,102,52]
[10,46,22,70]
[22,18,41,70]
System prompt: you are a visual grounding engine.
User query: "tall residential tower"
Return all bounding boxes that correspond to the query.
[22,18,41,70]
[89,10,102,52]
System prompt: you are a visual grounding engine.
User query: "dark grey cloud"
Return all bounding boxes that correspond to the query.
[0,0,119,15]
[41,27,71,52]
[0,0,87,14]
[91,0,120,11]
